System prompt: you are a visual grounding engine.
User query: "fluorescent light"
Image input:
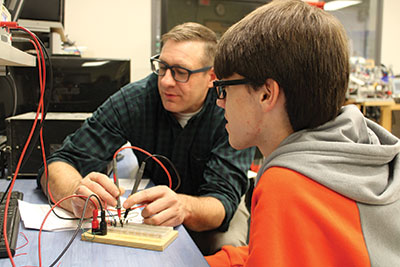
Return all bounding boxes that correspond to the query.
[81,61,109,67]
[324,0,361,11]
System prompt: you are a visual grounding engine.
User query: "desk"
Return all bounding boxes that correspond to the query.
[0,179,209,267]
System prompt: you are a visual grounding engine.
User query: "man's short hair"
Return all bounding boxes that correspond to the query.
[162,22,218,66]
[214,0,350,131]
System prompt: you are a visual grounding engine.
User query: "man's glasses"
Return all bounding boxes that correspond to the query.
[212,79,250,99]
[150,54,212,83]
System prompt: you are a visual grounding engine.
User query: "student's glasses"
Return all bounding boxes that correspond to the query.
[150,54,212,83]
[212,79,250,99]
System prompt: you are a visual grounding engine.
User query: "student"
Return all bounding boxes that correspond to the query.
[206,0,400,266]
[38,22,255,255]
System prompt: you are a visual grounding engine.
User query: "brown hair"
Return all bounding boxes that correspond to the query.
[214,0,350,131]
[162,22,218,66]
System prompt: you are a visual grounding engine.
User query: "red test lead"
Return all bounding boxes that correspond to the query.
[0,21,18,28]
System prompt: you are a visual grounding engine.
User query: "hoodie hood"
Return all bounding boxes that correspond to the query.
[257,104,400,205]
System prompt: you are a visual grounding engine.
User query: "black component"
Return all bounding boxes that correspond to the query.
[0,191,24,258]
[99,210,107,236]
[92,210,107,236]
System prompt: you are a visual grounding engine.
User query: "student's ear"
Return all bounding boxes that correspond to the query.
[260,79,280,112]
[207,67,217,88]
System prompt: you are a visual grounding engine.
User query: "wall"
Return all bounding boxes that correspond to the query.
[382,0,400,75]
[64,1,400,81]
[64,0,151,81]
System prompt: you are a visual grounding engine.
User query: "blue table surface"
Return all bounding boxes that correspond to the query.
[0,179,210,267]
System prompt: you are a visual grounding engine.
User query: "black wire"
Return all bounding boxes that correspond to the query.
[1,30,53,204]
[17,30,53,171]
[15,31,73,221]
[143,154,181,192]
[49,193,102,267]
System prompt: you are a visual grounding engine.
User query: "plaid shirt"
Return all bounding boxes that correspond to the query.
[38,73,255,231]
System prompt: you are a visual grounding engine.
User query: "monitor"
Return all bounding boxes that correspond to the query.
[3,0,25,21]
[12,56,131,113]
[18,0,64,25]
[0,57,131,134]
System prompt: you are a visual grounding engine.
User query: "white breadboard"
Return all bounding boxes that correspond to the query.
[108,223,173,239]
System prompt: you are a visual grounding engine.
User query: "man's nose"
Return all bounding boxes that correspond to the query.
[160,68,176,86]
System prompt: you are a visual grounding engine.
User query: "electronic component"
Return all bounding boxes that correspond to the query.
[91,209,107,236]
[81,223,178,251]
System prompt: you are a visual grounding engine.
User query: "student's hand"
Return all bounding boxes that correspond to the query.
[123,185,186,227]
[71,172,124,218]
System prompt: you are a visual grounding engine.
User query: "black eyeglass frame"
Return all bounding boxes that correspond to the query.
[212,79,250,99]
[150,54,212,83]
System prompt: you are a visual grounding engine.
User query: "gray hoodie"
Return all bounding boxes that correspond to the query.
[257,104,400,266]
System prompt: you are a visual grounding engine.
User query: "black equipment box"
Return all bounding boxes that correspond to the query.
[5,112,91,178]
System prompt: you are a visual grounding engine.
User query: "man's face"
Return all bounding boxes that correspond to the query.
[158,40,214,113]
[216,73,262,150]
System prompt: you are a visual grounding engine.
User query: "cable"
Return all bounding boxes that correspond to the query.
[37,194,99,267]
[144,154,181,192]
[12,32,69,222]
[0,23,47,267]
[48,194,100,267]
[16,32,54,173]
[112,146,172,189]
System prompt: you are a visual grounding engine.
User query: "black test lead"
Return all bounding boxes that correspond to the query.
[124,161,146,224]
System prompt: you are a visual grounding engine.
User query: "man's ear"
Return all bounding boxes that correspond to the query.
[260,79,280,112]
[207,67,217,88]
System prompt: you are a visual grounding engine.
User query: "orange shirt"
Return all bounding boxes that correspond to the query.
[206,167,371,266]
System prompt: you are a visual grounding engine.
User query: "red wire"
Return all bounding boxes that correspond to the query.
[15,232,29,250]
[27,40,54,203]
[2,25,46,267]
[112,146,172,189]
[26,40,54,203]
[38,194,98,267]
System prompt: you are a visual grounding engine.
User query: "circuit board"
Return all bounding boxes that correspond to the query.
[81,223,178,251]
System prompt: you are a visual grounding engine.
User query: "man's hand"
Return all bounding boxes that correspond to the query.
[123,185,186,227]
[71,172,124,218]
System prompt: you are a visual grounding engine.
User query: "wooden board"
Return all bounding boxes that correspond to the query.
[81,228,178,251]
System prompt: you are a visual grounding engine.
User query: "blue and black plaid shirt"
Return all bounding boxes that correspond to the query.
[38,73,255,231]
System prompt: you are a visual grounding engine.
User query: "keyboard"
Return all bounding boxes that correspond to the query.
[0,191,23,258]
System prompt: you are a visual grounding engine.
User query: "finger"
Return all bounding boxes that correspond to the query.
[158,216,182,227]
[81,175,118,207]
[123,186,168,208]
[142,207,182,227]
[85,172,121,198]
[141,196,176,219]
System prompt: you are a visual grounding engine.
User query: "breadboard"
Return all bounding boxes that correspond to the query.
[81,223,178,251]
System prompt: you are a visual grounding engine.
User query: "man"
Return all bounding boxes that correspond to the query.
[206,0,400,266]
[38,22,255,255]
